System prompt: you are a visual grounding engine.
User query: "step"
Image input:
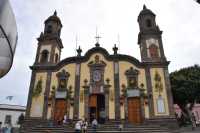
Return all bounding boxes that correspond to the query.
[21,123,179,133]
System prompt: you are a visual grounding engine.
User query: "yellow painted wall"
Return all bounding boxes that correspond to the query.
[50,64,76,93]
[119,61,149,118]
[47,106,52,119]
[49,63,76,119]
[79,61,89,119]
[30,72,47,117]
[80,53,115,119]
[69,105,74,119]
[103,55,115,119]
[120,105,125,119]
[150,68,169,116]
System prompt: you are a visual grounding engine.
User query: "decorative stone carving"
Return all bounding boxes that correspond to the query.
[32,77,43,97]
[80,90,84,102]
[125,67,139,89]
[56,69,70,91]
[88,55,106,94]
[154,71,163,95]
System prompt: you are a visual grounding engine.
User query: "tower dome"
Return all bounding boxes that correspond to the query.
[44,11,62,27]
[138,5,155,17]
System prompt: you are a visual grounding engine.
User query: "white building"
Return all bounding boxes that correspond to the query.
[0,104,26,127]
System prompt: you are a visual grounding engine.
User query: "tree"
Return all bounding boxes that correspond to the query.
[170,65,200,122]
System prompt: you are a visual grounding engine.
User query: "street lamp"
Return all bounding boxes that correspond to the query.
[0,0,18,78]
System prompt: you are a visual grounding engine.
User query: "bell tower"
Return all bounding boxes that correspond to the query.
[34,11,63,65]
[138,5,166,63]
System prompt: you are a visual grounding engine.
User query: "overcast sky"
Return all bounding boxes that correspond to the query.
[0,0,200,106]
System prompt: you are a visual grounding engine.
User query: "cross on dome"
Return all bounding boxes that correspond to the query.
[95,27,101,47]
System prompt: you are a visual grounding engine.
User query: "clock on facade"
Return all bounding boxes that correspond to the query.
[93,70,101,82]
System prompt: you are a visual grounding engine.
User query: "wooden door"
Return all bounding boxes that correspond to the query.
[128,98,141,124]
[89,95,97,107]
[54,100,67,123]
[89,95,97,121]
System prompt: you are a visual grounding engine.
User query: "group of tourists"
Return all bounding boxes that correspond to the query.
[0,122,14,133]
[75,118,98,133]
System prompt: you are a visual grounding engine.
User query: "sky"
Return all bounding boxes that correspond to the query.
[0,0,200,106]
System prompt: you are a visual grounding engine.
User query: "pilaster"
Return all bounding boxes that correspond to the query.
[73,63,81,119]
[42,71,52,119]
[163,67,175,116]
[113,61,120,120]
[145,67,155,118]
[26,71,36,118]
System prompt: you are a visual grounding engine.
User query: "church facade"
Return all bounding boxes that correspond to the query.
[26,6,175,125]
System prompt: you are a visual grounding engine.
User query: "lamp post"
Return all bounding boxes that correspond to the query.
[0,0,18,78]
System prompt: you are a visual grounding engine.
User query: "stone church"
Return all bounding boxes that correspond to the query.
[25,5,176,125]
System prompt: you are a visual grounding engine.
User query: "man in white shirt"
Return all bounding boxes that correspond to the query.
[75,120,82,133]
[92,118,98,132]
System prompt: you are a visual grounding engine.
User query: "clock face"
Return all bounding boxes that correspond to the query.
[93,70,101,82]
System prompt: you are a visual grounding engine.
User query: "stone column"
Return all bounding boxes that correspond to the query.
[105,79,111,121]
[140,97,145,121]
[26,71,36,118]
[83,79,90,120]
[105,87,109,120]
[124,97,128,121]
[114,62,121,120]
[145,67,155,118]
[163,67,175,116]
[73,63,81,119]
[50,95,55,120]
[43,71,52,119]
[84,88,89,119]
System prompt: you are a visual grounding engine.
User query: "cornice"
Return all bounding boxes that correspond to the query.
[30,46,169,71]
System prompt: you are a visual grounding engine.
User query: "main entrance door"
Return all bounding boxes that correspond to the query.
[128,97,142,124]
[89,94,105,123]
[54,99,67,124]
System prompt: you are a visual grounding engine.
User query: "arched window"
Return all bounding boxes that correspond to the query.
[146,19,152,28]
[46,25,52,34]
[40,50,49,63]
[149,44,159,58]
[55,53,59,63]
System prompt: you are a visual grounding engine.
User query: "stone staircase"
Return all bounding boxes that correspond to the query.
[20,121,180,133]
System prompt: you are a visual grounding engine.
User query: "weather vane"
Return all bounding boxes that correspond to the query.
[75,34,78,56]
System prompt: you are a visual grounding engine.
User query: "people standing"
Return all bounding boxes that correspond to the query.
[63,114,67,124]
[99,108,106,124]
[91,118,98,133]
[82,118,88,133]
[0,122,2,133]
[3,123,13,133]
[74,119,82,133]
[191,113,197,130]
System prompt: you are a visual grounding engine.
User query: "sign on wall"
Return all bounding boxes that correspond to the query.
[127,89,140,98]
[55,91,67,99]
